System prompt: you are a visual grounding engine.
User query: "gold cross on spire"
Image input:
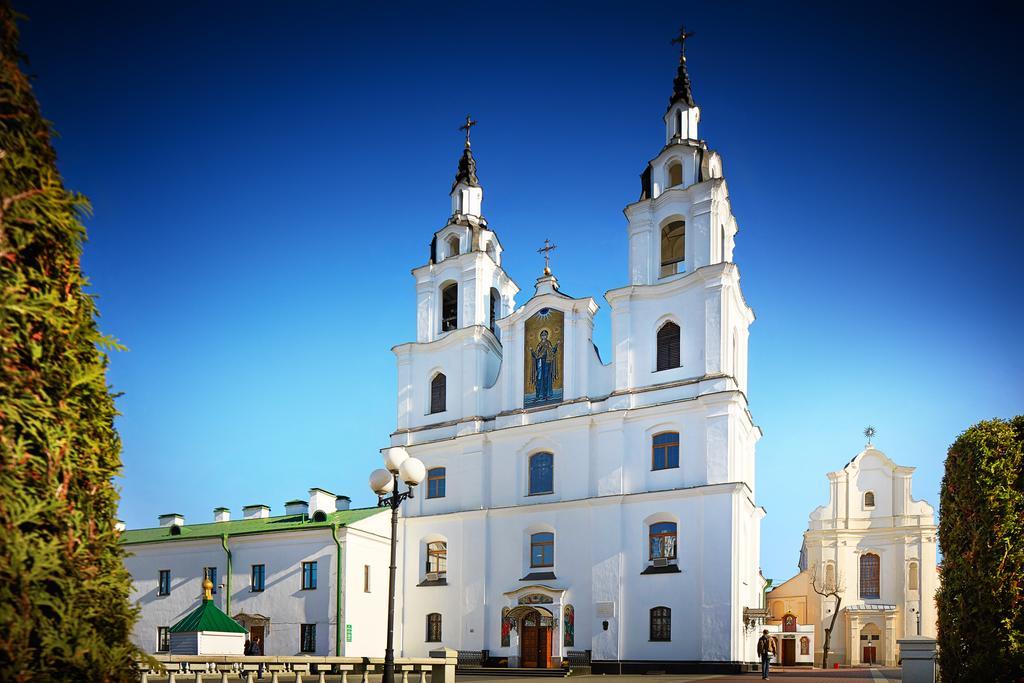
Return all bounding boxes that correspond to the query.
[459,114,478,147]
[538,238,557,275]
[671,24,695,60]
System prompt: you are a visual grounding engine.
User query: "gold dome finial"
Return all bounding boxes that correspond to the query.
[203,576,214,601]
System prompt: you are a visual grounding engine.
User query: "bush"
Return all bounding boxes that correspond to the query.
[0,3,146,679]
[937,416,1024,682]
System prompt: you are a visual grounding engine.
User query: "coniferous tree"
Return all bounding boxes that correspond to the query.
[937,416,1024,682]
[0,3,145,680]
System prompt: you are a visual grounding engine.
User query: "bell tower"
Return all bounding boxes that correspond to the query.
[626,25,736,286]
[413,117,519,344]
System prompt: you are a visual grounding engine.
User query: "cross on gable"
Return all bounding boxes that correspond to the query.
[537,238,557,275]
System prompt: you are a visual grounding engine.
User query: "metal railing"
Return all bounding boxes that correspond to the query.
[138,650,458,683]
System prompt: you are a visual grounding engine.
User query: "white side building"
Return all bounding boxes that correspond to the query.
[767,444,939,666]
[388,37,765,674]
[121,489,390,657]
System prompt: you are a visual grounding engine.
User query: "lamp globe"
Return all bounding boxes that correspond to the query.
[383,447,409,474]
[399,457,427,487]
[369,468,394,495]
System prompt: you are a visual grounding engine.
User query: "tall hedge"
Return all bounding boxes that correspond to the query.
[937,416,1024,682]
[0,3,145,680]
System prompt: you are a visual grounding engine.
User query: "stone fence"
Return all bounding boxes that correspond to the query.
[138,649,458,683]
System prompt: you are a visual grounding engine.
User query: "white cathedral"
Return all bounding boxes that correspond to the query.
[387,34,764,673]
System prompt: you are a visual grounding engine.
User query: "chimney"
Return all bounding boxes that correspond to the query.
[335,495,351,511]
[213,507,230,523]
[158,513,185,528]
[242,504,270,520]
[284,499,309,516]
[309,488,338,517]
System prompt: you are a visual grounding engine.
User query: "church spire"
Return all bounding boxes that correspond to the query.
[667,24,696,110]
[450,115,483,217]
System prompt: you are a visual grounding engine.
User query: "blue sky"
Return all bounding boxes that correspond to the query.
[17,1,1022,583]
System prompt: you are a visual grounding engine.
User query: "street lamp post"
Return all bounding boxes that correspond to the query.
[369,448,426,683]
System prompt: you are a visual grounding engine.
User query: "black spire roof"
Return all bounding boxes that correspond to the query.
[668,25,696,110]
[451,145,480,192]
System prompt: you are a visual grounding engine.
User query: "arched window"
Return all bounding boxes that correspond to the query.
[489,288,500,333]
[447,235,460,258]
[440,283,458,332]
[652,432,680,470]
[656,322,681,371]
[675,110,683,138]
[528,452,553,495]
[530,532,554,567]
[800,636,809,655]
[860,553,880,599]
[649,606,671,641]
[824,563,836,592]
[908,561,919,591]
[864,491,875,508]
[429,373,446,414]
[720,225,727,261]
[649,522,677,561]
[426,541,447,577]
[426,613,442,642]
[659,221,685,277]
[426,467,446,499]
[667,161,683,188]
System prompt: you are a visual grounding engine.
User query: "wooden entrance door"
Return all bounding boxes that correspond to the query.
[520,613,552,668]
[863,644,876,664]
[782,638,795,666]
[249,625,265,655]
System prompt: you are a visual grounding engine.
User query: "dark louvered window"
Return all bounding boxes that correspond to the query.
[656,322,680,371]
[430,374,446,414]
[650,606,671,641]
[441,283,458,331]
[426,613,442,642]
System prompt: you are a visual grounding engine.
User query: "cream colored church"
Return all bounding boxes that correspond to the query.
[765,444,938,667]
[385,31,765,673]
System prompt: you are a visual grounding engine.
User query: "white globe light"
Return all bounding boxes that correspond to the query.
[369,468,394,495]
[383,447,409,474]
[399,457,427,486]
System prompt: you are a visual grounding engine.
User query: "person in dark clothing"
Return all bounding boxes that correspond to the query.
[756,629,776,680]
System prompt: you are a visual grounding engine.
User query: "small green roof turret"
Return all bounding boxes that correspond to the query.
[169,577,246,634]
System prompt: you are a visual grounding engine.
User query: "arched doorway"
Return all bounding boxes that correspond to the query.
[506,606,552,668]
[860,623,883,665]
[781,614,797,665]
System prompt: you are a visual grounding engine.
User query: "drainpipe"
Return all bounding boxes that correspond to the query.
[331,524,345,656]
[221,534,232,616]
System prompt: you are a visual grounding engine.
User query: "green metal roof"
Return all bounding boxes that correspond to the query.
[120,507,383,546]
[169,599,247,634]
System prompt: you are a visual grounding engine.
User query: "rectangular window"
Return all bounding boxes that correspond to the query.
[251,564,266,592]
[157,626,170,652]
[364,565,371,593]
[158,570,171,596]
[427,468,446,499]
[204,566,217,594]
[300,623,317,653]
[530,532,554,568]
[652,432,680,470]
[302,561,318,590]
[426,542,448,576]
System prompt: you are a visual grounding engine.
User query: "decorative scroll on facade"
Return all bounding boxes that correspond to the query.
[524,308,563,406]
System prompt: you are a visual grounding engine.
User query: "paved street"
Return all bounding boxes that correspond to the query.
[459,670,902,683]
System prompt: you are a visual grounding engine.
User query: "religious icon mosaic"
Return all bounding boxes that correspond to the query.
[524,308,563,407]
[501,607,512,647]
[563,604,574,647]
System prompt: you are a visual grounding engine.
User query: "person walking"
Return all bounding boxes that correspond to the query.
[757,629,776,680]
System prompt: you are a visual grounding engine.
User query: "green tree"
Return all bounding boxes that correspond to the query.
[937,416,1024,682]
[0,3,145,680]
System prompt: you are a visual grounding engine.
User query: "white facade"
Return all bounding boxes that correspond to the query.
[388,46,764,673]
[768,445,939,666]
[122,489,391,658]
